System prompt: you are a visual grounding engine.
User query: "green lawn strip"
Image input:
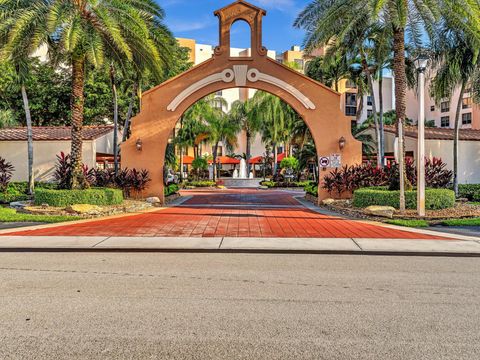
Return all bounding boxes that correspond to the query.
[385,219,430,228]
[0,208,78,223]
[441,218,480,227]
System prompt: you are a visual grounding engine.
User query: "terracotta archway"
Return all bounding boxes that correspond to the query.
[121,0,362,204]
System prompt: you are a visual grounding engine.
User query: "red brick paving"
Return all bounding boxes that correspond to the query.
[2,189,445,239]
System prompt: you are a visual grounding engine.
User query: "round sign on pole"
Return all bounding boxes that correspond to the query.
[319,157,330,168]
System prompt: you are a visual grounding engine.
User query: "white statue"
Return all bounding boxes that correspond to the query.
[239,158,248,179]
[249,171,254,179]
[233,169,239,178]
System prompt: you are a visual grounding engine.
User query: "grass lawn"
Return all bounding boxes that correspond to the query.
[0,207,78,223]
[385,219,430,228]
[441,218,480,226]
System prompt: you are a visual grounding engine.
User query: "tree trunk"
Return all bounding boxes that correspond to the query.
[122,82,138,143]
[179,146,184,182]
[212,142,218,181]
[362,54,381,168]
[70,57,86,189]
[378,69,385,167]
[21,85,34,195]
[273,142,278,175]
[356,93,364,124]
[246,130,251,175]
[110,64,119,176]
[393,27,408,212]
[453,81,466,196]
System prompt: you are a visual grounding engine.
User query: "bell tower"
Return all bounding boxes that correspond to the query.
[214,0,268,58]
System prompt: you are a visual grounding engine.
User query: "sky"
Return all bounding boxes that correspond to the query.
[160,0,310,53]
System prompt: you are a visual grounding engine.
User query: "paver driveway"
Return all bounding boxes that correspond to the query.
[2,189,445,239]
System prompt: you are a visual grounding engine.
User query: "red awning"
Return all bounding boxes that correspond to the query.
[182,155,195,164]
[249,153,287,164]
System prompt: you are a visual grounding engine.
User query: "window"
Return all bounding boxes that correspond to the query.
[462,112,472,125]
[214,99,223,110]
[345,92,357,116]
[346,80,357,89]
[277,146,284,154]
[430,105,435,112]
[462,97,472,109]
[215,90,223,96]
[441,101,450,113]
[367,109,373,117]
[367,96,373,106]
[441,116,450,127]
[294,59,304,69]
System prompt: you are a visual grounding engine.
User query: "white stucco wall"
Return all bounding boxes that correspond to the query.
[379,130,480,184]
[0,140,95,182]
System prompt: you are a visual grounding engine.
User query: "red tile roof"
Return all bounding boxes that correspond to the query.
[383,125,480,141]
[0,126,114,141]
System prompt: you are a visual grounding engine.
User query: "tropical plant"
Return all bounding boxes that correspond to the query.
[13,0,172,189]
[430,23,480,196]
[203,109,239,181]
[295,0,480,211]
[280,156,299,171]
[0,156,14,193]
[191,157,208,181]
[229,99,261,174]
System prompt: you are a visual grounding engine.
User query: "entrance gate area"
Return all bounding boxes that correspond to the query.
[121,0,362,204]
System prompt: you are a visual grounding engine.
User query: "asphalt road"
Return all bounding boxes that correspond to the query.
[0,253,479,360]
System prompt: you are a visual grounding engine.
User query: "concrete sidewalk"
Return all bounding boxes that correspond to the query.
[0,235,479,255]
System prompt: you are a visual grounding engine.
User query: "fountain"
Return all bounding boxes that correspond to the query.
[239,158,248,179]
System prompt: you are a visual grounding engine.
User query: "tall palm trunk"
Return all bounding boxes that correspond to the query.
[453,81,466,196]
[361,54,381,168]
[212,142,218,181]
[179,146,184,181]
[110,64,119,176]
[21,85,34,195]
[70,57,86,189]
[272,142,278,175]
[122,82,138,143]
[378,69,385,167]
[246,130,251,175]
[393,27,408,212]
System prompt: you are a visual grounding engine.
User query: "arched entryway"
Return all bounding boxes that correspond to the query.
[121,0,362,204]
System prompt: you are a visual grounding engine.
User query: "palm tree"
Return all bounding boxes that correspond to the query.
[229,99,261,174]
[0,0,48,195]
[43,0,169,189]
[431,25,480,196]
[295,0,480,210]
[202,110,239,181]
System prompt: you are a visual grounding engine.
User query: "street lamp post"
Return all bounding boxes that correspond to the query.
[414,56,429,217]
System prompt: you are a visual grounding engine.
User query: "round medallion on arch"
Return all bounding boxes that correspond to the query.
[221,69,235,83]
[247,68,260,82]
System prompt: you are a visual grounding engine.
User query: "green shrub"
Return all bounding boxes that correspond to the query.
[34,188,123,207]
[458,184,480,200]
[385,219,430,228]
[164,184,179,197]
[473,190,480,202]
[260,181,276,187]
[184,180,216,187]
[280,156,299,170]
[304,183,318,197]
[353,187,455,210]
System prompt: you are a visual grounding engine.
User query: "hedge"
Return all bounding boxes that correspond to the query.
[184,181,216,187]
[164,184,179,197]
[34,188,123,207]
[353,187,455,210]
[261,181,312,188]
[458,184,480,201]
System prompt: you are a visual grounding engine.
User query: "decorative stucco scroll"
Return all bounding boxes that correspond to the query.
[167,66,316,111]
